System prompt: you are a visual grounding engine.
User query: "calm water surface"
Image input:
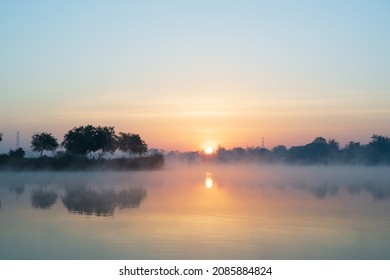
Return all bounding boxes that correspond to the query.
[1,165,390,259]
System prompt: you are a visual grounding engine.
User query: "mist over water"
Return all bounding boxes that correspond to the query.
[1,165,390,259]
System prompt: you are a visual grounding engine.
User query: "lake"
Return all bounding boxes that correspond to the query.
[1,165,390,259]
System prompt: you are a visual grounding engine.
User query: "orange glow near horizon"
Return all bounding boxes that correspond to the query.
[2,95,386,153]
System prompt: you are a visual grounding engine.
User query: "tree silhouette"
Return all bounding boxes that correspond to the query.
[272,145,288,161]
[312,137,327,144]
[368,134,390,164]
[62,125,95,156]
[286,137,341,164]
[342,141,365,164]
[8,148,25,159]
[31,132,59,157]
[62,125,117,157]
[328,139,340,151]
[94,126,117,158]
[0,132,3,142]
[117,132,147,157]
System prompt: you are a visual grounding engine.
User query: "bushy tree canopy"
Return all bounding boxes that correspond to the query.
[62,125,95,156]
[62,125,117,158]
[94,126,117,158]
[368,134,390,164]
[31,132,59,157]
[8,148,25,159]
[117,132,147,156]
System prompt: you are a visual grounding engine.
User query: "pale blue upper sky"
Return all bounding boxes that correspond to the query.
[1,0,389,152]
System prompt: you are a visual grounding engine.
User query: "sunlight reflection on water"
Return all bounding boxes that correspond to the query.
[205,172,213,189]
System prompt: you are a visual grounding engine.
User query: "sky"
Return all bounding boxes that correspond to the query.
[1,0,389,153]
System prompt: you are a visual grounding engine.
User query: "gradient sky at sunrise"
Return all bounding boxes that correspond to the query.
[1,0,389,152]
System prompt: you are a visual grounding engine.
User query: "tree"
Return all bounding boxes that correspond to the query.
[8,148,25,159]
[328,139,340,151]
[327,139,340,161]
[62,125,117,157]
[342,141,365,164]
[94,126,117,158]
[0,132,3,142]
[369,135,390,152]
[272,145,288,160]
[62,125,97,156]
[367,134,390,164]
[31,132,59,157]
[287,137,336,164]
[117,132,147,157]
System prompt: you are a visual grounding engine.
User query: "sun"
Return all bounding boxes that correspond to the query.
[204,147,214,155]
[201,140,218,155]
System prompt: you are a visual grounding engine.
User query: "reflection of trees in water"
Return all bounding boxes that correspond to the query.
[268,180,341,200]
[31,189,58,209]
[272,180,390,200]
[117,188,147,209]
[62,189,116,216]
[9,184,25,196]
[310,185,339,200]
[368,186,390,200]
[61,187,147,216]
[346,182,390,200]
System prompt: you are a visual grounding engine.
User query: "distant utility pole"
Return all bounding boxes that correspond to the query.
[16,131,19,149]
[262,137,265,148]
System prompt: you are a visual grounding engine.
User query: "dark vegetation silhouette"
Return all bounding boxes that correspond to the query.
[31,132,59,157]
[167,134,390,165]
[62,125,117,158]
[117,132,148,157]
[1,130,390,169]
[0,125,163,171]
[7,148,26,159]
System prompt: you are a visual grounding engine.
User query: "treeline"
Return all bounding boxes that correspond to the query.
[0,125,164,170]
[167,135,390,165]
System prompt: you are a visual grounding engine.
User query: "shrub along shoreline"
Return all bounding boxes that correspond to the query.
[0,153,164,171]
